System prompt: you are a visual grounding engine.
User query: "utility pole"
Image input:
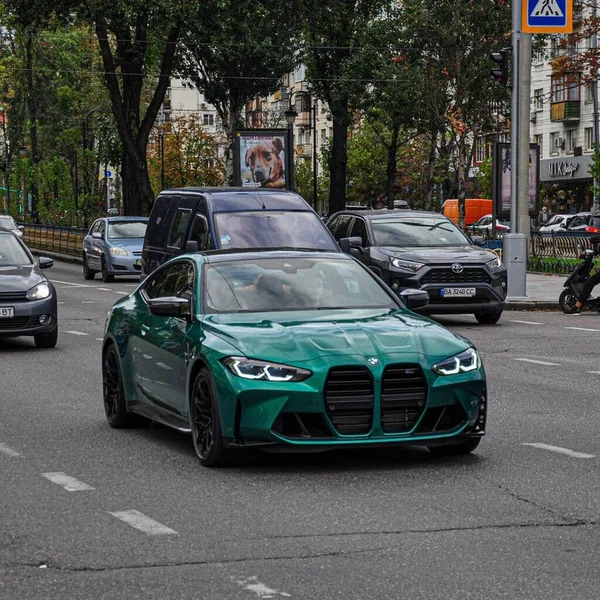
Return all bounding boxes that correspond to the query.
[592,1,600,216]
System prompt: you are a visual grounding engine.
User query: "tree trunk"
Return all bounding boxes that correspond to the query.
[386,122,400,210]
[424,126,438,212]
[121,149,154,216]
[328,107,350,215]
[457,135,468,230]
[25,31,39,222]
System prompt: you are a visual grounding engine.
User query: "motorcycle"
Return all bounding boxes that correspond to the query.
[559,236,600,314]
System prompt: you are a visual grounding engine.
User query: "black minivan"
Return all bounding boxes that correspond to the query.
[141,187,339,278]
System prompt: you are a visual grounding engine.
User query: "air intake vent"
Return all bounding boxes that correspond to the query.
[381,365,427,433]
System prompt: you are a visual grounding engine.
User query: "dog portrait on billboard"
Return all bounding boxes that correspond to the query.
[235,131,288,189]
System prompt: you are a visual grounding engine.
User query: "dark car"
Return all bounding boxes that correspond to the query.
[0,229,57,347]
[82,217,149,282]
[326,210,508,324]
[141,187,339,279]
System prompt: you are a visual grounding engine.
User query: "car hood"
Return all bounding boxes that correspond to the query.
[0,264,45,292]
[379,245,495,265]
[107,238,144,251]
[202,308,470,364]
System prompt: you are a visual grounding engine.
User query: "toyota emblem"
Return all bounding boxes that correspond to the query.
[451,263,464,273]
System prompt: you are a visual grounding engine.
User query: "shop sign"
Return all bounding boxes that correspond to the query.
[548,160,579,178]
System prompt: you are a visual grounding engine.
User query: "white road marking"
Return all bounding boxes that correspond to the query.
[522,443,595,459]
[0,443,21,457]
[96,338,103,341]
[82,301,94,304]
[108,510,177,535]
[41,472,94,492]
[97,287,113,292]
[64,330,89,336]
[49,279,91,288]
[57,301,65,305]
[565,326,600,332]
[513,358,560,366]
[233,576,291,598]
[115,291,128,295]
[510,319,543,325]
[588,371,600,375]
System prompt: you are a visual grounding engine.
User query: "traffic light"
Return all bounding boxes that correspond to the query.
[491,49,509,86]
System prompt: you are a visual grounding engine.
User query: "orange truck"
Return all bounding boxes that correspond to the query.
[441,198,493,228]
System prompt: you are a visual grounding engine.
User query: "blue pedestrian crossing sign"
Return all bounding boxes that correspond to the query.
[523,0,572,33]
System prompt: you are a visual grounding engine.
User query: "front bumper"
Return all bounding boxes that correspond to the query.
[387,265,507,315]
[0,294,57,337]
[213,356,487,450]
[106,254,142,275]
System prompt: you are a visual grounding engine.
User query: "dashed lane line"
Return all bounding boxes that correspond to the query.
[115,291,128,295]
[510,319,543,325]
[588,371,600,375]
[565,326,600,332]
[0,443,21,457]
[97,288,113,292]
[41,472,94,492]
[64,330,89,336]
[108,510,178,535]
[513,358,560,366]
[82,301,94,304]
[522,443,595,459]
[233,576,291,598]
[49,279,91,288]
[96,338,103,341]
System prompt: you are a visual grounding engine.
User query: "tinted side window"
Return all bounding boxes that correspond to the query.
[189,214,211,250]
[145,196,171,248]
[167,209,192,249]
[145,261,195,309]
[350,218,369,247]
[328,215,352,240]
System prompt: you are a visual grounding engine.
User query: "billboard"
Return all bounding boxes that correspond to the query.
[233,129,291,190]
[493,142,540,218]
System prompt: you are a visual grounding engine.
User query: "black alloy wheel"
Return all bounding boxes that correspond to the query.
[190,368,232,467]
[475,311,502,325]
[559,289,578,314]
[34,327,58,349]
[83,254,96,280]
[101,257,114,283]
[102,344,139,428]
[427,437,481,456]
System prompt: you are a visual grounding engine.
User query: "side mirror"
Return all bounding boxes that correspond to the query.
[18,225,24,231]
[147,296,190,318]
[339,236,364,254]
[185,240,199,253]
[38,257,54,269]
[92,231,103,239]
[399,289,429,310]
[471,236,485,247]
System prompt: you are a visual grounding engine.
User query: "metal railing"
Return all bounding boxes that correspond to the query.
[22,223,87,257]
[529,231,598,274]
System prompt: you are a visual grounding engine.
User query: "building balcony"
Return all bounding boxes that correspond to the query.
[550,100,580,122]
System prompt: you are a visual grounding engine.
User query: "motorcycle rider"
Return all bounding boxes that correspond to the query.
[575,245,600,312]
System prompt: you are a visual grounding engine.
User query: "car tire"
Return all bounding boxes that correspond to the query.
[101,257,114,283]
[102,344,141,428]
[190,367,234,467]
[34,327,58,349]
[83,254,96,280]
[559,289,578,314]
[475,311,502,325]
[427,437,481,456]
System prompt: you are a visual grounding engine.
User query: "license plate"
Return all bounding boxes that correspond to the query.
[440,288,476,297]
[0,307,15,318]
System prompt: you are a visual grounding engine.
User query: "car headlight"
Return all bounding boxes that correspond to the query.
[432,348,479,376]
[391,258,425,272]
[26,282,51,300]
[109,246,129,257]
[222,357,312,382]
[486,255,503,270]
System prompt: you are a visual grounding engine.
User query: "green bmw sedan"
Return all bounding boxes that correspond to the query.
[102,250,487,467]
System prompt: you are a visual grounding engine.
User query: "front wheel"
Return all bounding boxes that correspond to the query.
[190,368,233,467]
[101,257,114,283]
[559,289,578,314]
[34,328,58,348]
[428,437,481,456]
[83,254,96,280]
[475,311,502,325]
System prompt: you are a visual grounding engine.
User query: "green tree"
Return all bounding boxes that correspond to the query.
[176,0,298,184]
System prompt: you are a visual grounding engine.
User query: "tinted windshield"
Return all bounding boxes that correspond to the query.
[0,216,17,229]
[204,257,397,313]
[214,211,337,251]
[0,232,32,266]
[371,217,470,247]
[108,221,147,239]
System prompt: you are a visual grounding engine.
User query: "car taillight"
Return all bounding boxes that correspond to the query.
[587,226,600,233]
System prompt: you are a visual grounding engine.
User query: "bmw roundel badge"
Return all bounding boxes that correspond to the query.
[367,358,380,367]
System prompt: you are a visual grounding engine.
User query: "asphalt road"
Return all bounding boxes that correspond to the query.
[2,262,600,599]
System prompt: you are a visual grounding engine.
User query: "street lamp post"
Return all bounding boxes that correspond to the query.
[285,90,318,208]
[0,108,9,212]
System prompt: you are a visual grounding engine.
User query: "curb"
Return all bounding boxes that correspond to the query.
[504,301,559,311]
[30,248,83,266]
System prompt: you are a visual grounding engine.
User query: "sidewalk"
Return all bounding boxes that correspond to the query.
[505,273,563,311]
